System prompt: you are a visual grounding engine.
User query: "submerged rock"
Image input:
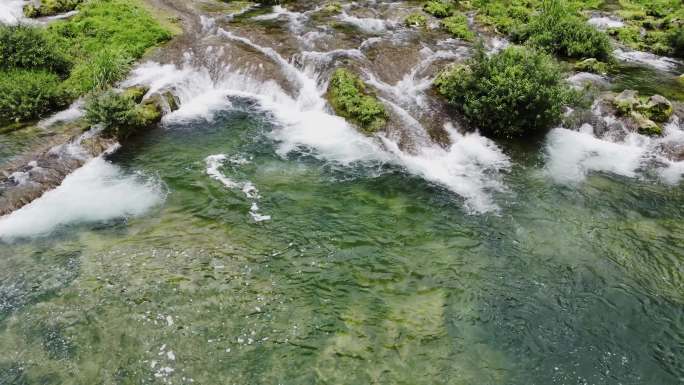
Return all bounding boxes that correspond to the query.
[574,58,608,74]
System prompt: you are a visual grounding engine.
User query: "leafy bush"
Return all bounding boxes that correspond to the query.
[326,68,387,134]
[670,27,684,58]
[23,0,83,18]
[518,0,612,60]
[441,13,474,40]
[0,25,71,75]
[434,46,573,138]
[0,70,67,123]
[423,1,453,18]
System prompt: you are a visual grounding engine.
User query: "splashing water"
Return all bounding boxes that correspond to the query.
[0,157,164,240]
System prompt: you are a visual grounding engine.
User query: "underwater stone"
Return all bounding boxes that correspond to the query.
[574,58,608,74]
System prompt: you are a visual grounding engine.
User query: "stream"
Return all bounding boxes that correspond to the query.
[1,0,684,384]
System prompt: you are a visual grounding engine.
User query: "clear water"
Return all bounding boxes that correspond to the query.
[1,107,683,384]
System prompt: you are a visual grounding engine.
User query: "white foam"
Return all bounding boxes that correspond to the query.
[382,124,510,213]
[614,49,682,72]
[0,0,27,25]
[546,120,684,184]
[338,13,389,33]
[205,154,271,221]
[588,16,624,30]
[38,99,84,128]
[0,157,163,240]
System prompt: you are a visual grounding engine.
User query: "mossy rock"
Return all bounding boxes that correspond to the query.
[574,58,608,74]
[326,68,387,134]
[613,89,640,115]
[136,101,163,126]
[630,111,662,136]
[679,74,684,86]
[405,12,427,28]
[423,0,453,18]
[641,94,673,123]
[322,1,342,14]
[23,0,83,18]
[121,86,149,104]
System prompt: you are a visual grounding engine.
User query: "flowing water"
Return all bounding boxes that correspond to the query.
[1,1,684,384]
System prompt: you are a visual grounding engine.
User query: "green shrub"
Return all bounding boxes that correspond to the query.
[0,25,71,75]
[405,12,428,28]
[670,27,684,57]
[23,0,83,18]
[326,68,387,134]
[434,46,573,138]
[0,69,68,123]
[85,89,162,139]
[517,0,612,60]
[441,13,474,40]
[423,0,453,18]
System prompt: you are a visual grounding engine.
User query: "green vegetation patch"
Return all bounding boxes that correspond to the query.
[0,69,68,123]
[0,0,172,124]
[85,89,162,139]
[516,0,612,61]
[434,46,574,138]
[608,0,684,57]
[423,0,454,18]
[326,68,387,134]
[441,13,474,40]
[405,12,428,28]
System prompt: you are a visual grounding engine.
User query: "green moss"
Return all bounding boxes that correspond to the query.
[423,0,453,18]
[434,45,574,138]
[405,12,428,28]
[322,1,342,14]
[440,13,474,40]
[326,68,387,134]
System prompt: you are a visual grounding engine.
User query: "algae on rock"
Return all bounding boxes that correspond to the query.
[326,68,387,134]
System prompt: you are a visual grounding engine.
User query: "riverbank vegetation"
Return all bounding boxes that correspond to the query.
[0,0,172,124]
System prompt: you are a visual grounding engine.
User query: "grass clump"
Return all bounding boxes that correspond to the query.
[423,0,454,18]
[434,45,574,138]
[327,68,387,134]
[609,0,684,57]
[516,0,612,61]
[441,13,474,40]
[0,70,68,123]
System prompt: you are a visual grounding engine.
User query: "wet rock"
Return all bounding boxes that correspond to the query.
[640,94,673,123]
[137,100,164,125]
[629,111,662,136]
[147,91,179,114]
[613,89,639,115]
[678,74,684,86]
[122,86,150,104]
[574,58,608,74]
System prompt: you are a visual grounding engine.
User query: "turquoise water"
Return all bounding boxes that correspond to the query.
[1,109,683,384]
